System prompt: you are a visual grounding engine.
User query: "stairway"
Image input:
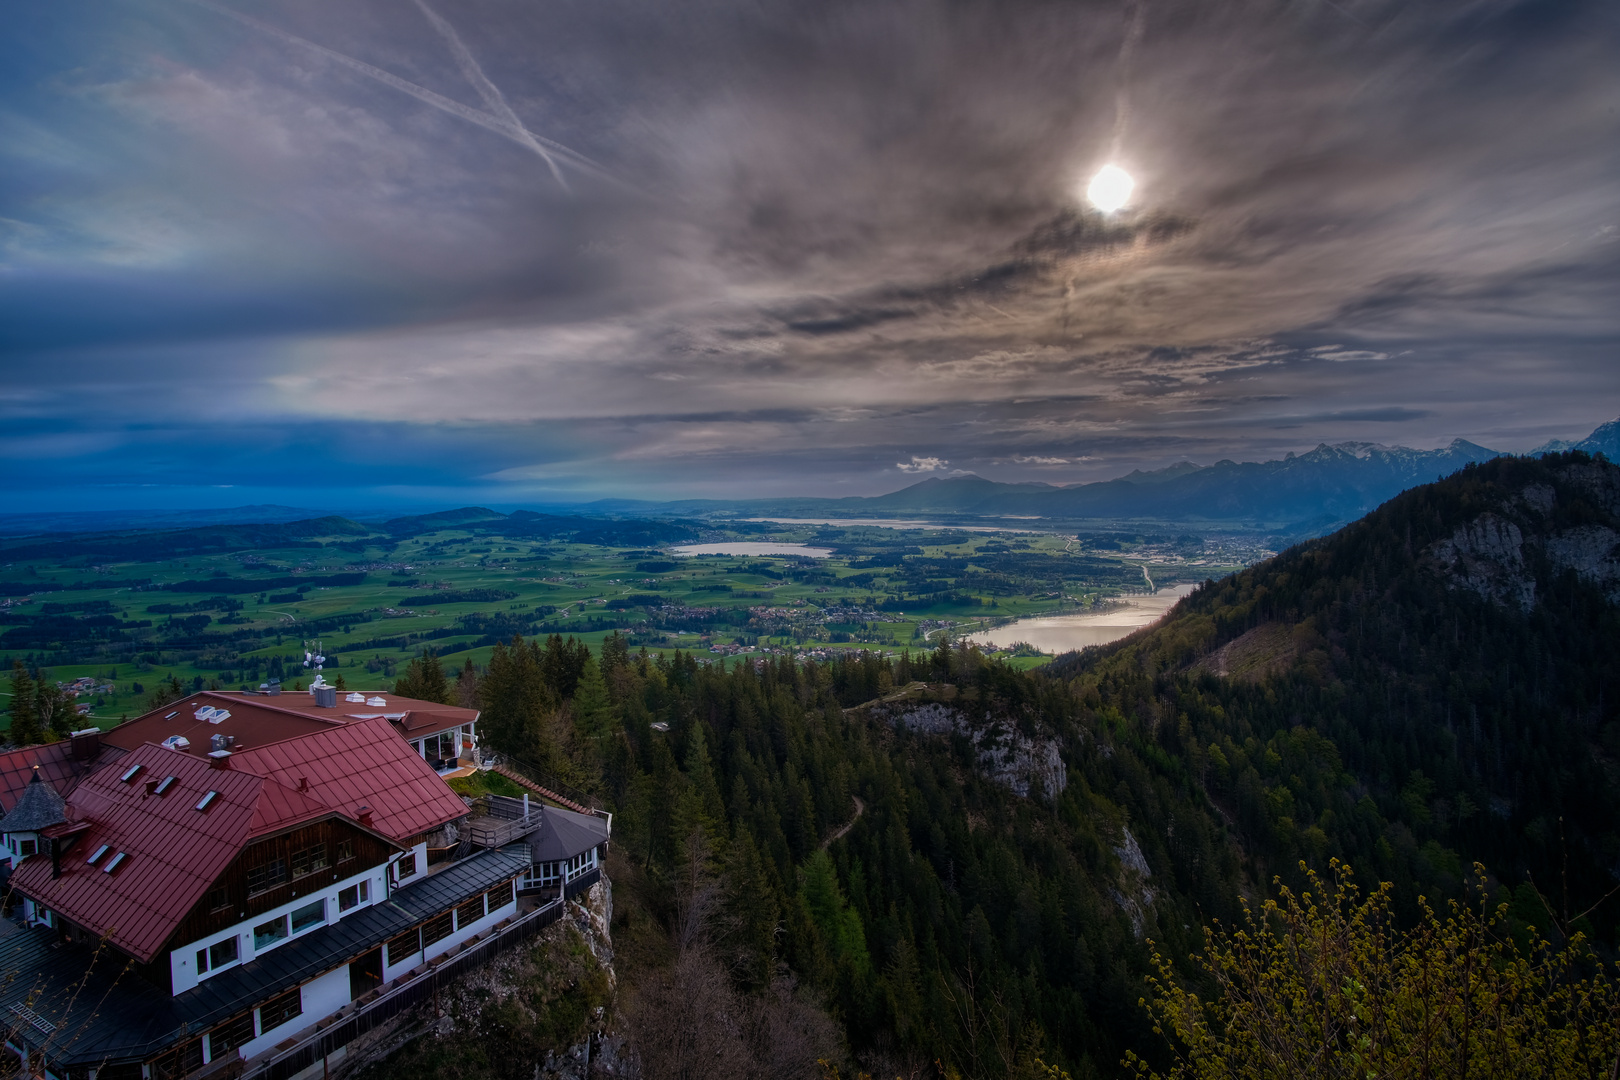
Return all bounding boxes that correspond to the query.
[488,764,595,815]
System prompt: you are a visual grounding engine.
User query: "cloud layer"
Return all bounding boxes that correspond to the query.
[2,0,1617,508]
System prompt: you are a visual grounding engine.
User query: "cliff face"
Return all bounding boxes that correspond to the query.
[1426,461,1620,610]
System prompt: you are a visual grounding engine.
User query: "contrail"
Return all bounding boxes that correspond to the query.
[1108,0,1146,160]
[410,0,568,191]
[182,0,622,189]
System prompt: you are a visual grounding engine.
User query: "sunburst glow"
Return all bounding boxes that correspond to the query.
[1086,164,1135,212]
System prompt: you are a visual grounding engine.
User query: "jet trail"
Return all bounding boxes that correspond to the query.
[1109,0,1146,160]
[183,0,621,190]
[410,0,568,191]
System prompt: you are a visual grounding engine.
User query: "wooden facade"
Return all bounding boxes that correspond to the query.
[163,816,396,956]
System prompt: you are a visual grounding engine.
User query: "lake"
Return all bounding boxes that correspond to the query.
[669,542,834,558]
[744,517,1040,534]
[966,583,1198,654]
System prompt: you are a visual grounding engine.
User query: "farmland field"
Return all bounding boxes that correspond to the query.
[0,508,1255,727]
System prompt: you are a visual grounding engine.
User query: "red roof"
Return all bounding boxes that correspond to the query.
[227,716,469,845]
[0,739,127,816]
[102,691,477,754]
[9,743,330,963]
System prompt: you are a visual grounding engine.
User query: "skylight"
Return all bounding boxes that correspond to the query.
[119,764,143,783]
[86,844,109,865]
[195,790,219,811]
[154,776,177,796]
[102,852,127,874]
[164,711,178,721]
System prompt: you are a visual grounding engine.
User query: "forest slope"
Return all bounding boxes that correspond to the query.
[1050,451,1620,938]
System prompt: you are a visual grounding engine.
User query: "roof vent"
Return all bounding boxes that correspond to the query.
[102,851,127,874]
[162,736,190,752]
[266,680,282,696]
[119,764,144,784]
[209,733,235,753]
[313,686,337,708]
[195,790,219,812]
[207,749,232,770]
[366,696,387,707]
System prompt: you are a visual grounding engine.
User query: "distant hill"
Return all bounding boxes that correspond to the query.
[0,504,325,536]
[1048,450,1620,928]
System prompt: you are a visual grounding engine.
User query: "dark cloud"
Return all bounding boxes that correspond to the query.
[1,0,1617,507]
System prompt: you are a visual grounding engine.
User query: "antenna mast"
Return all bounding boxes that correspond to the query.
[303,639,329,691]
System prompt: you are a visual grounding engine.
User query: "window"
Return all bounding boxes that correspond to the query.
[336,839,355,862]
[290,899,324,934]
[253,915,288,950]
[421,911,454,948]
[289,843,327,879]
[207,884,230,911]
[258,987,302,1031]
[338,880,369,912]
[425,731,456,760]
[246,858,287,895]
[197,935,239,975]
[17,839,36,858]
[396,853,418,880]
[385,928,419,967]
[211,936,239,968]
[489,879,515,909]
[455,895,485,929]
[209,1012,256,1056]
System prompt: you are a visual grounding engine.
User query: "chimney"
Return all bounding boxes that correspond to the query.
[312,686,337,708]
[208,749,232,770]
[356,805,373,828]
[70,728,100,762]
[266,680,282,696]
[297,777,310,793]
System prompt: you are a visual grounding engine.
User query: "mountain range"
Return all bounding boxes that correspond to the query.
[594,416,1620,533]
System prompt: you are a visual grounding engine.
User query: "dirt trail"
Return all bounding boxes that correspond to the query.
[821,795,865,849]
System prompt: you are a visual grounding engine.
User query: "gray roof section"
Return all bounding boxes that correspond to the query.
[528,805,610,863]
[0,847,529,1068]
[0,770,66,833]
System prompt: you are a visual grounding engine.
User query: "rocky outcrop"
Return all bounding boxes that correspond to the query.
[872,698,1067,801]
[1426,461,1620,609]
[1109,827,1156,938]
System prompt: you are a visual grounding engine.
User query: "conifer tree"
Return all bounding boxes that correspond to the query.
[7,661,42,746]
[572,655,616,743]
[145,675,185,712]
[392,649,450,704]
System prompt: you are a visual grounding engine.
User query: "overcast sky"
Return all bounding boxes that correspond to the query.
[2,0,1617,510]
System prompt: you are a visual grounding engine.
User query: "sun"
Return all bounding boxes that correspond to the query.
[1086,165,1135,212]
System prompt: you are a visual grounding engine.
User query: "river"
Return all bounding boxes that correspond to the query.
[965,583,1198,654]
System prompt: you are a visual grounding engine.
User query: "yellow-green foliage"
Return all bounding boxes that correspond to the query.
[1127,860,1620,1080]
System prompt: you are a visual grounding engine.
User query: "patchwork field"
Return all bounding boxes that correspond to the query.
[0,509,1253,727]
